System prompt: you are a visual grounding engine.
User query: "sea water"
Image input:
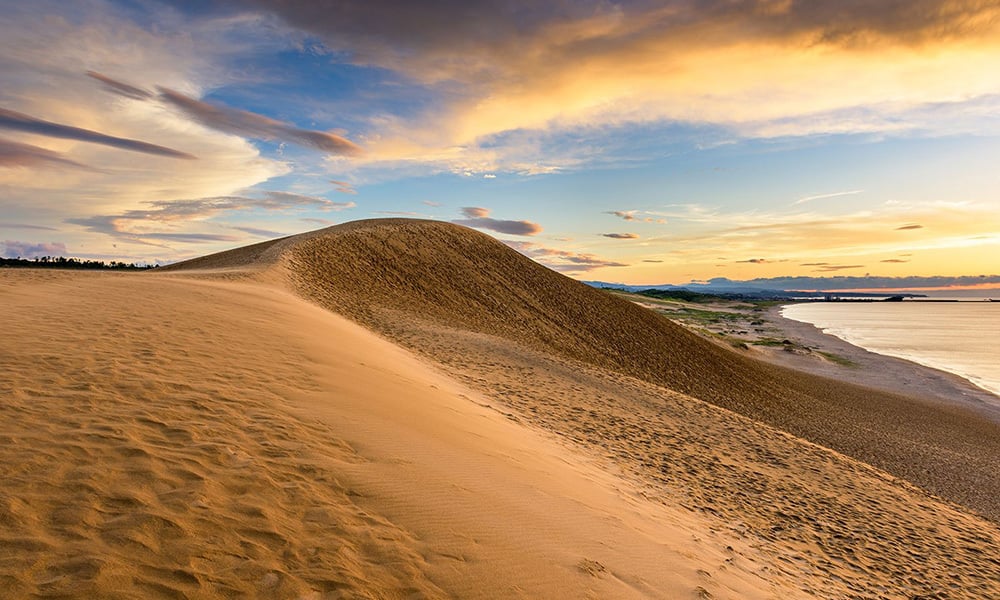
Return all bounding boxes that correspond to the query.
[781,301,1000,397]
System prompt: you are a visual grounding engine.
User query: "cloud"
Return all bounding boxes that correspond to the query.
[239,0,1000,171]
[505,240,627,273]
[373,210,421,216]
[157,88,363,156]
[896,224,924,230]
[0,108,195,159]
[737,258,768,264]
[231,226,285,238]
[453,206,542,236]
[0,222,57,231]
[331,180,357,194]
[793,190,864,205]
[642,259,663,263]
[2,240,67,258]
[302,217,335,226]
[694,274,1000,292]
[602,232,639,239]
[86,71,154,100]
[606,210,666,224]
[880,258,910,263]
[648,202,999,263]
[609,210,638,221]
[0,138,90,169]
[813,264,865,272]
[67,191,352,246]
[422,200,442,207]
[257,191,355,211]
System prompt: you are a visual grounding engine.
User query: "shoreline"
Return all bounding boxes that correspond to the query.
[761,304,1000,424]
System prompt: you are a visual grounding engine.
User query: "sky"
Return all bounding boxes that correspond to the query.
[1,0,999,290]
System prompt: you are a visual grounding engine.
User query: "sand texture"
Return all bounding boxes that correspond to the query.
[3,218,1000,598]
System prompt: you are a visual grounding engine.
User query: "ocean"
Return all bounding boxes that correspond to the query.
[781,301,1000,397]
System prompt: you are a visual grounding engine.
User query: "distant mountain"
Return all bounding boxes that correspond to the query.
[582,280,925,299]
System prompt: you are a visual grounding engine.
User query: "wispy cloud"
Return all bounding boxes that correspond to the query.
[231,226,285,238]
[896,224,924,230]
[0,138,91,169]
[86,71,153,100]
[157,88,363,156]
[373,210,421,216]
[505,240,627,273]
[302,217,335,227]
[84,71,364,157]
[813,264,865,272]
[0,108,195,159]
[793,190,864,205]
[453,207,542,236]
[602,232,639,239]
[331,179,357,194]
[67,191,351,246]
[606,210,666,224]
[694,274,1000,292]
[0,222,57,231]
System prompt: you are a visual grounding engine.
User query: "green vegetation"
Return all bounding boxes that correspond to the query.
[637,288,727,303]
[669,307,743,325]
[0,256,156,270]
[751,337,792,347]
[817,351,859,368]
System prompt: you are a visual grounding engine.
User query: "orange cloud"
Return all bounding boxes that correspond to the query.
[283,0,1000,170]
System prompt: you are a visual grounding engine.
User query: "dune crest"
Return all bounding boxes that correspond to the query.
[4,218,999,598]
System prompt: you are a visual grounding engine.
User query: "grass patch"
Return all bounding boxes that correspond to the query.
[817,351,859,368]
[668,308,744,325]
[751,337,791,347]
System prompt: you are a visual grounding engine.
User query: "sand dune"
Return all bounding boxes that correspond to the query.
[3,218,1000,598]
[2,269,787,598]
[274,219,1000,521]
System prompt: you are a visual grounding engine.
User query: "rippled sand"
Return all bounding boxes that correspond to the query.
[2,218,999,598]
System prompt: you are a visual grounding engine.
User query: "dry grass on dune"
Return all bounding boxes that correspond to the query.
[276,219,1000,522]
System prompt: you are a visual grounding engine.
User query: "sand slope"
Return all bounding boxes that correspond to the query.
[275,219,1000,521]
[1,270,786,598]
[4,218,1000,598]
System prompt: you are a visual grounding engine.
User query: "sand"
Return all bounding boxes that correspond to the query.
[763,306,1000,422]
[0,270,781,598]
[3,218,1000,598]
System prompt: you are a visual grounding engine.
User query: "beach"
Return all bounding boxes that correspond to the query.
[766,305,1000,423]
[3,220,1000,599]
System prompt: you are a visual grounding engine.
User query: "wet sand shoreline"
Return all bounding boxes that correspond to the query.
[763,305,1000,424]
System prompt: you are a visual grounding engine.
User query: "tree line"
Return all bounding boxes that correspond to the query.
[0,256,157,270]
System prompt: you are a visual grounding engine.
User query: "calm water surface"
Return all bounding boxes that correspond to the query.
[781,301,1000,397]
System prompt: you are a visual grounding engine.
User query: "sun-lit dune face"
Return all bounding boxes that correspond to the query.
[158,216,1000,520]
[5,218,1000,597]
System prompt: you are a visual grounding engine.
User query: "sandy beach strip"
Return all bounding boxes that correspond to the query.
[762,305,1000,423]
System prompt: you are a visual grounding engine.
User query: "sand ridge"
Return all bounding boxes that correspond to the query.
[4,218,1000,598]
[279,219,1000,521]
